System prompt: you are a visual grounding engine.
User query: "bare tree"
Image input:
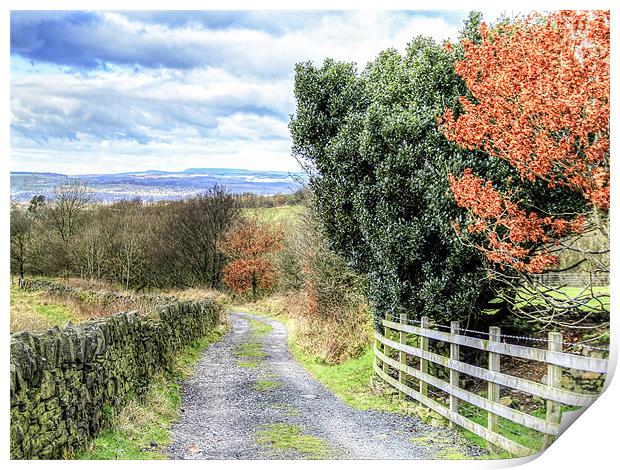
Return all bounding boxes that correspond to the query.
[117,203,150,290]
[10,203,34,282]
[46,180,92,242]
[75,224,107,281]
[162,185,240,288]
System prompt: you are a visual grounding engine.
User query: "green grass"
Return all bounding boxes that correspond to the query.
[514,285,610,311]
[77,324,228,460]
[270,403,301,417]
[455,402,579,458]
[235,341,267,359]
[237,360,262,369]
[233,316,274,368]
[253,380,281,392]
[10,286,78,333]
[242,205,306,224]
[456,404,544,459]
[254,423,330,459]
[248,318,273,335]
[290,343,402,412]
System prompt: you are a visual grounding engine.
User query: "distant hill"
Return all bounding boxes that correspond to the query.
[10,168,305,202]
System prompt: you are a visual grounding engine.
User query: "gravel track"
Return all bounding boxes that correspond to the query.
[166,311,485,460]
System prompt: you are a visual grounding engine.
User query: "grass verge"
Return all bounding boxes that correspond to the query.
[290,343,403,413]
[76,323,228,460]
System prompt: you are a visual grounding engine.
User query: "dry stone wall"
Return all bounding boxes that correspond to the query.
[18,278,175,311]
[10,299,223,459]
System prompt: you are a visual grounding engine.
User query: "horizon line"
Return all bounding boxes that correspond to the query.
[10,165,305,177]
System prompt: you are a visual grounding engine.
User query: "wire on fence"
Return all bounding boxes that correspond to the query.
[385,312,609,352]
[459,403,486,421]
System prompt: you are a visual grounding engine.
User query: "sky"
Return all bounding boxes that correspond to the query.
[11,10,494,174]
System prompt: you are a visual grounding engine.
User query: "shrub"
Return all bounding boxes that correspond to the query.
[280,204,372,363]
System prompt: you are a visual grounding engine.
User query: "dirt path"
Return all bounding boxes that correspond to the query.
[166,311,484,459]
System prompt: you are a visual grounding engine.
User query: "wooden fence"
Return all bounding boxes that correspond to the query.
[374,314,608,457]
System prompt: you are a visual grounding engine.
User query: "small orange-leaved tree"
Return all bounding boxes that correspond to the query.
[440,11,609,328]
[219,218,284,301]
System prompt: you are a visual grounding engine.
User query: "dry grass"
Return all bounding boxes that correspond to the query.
[42,290,159,321]
[10,287,84,333]
[10,277,230,335]
[288,295,373,365]
[10,311,55,334]
[114,379,177,437]
[58,277,121,292]
[165,287,231,307]
[10,283,164,333]
[230,294,292,320]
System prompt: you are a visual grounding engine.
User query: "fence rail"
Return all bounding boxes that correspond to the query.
[374,314,608,457]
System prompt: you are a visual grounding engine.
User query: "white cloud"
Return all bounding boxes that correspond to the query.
[11,10,474,173]
[215,113,289,140]
[11,67,294,142]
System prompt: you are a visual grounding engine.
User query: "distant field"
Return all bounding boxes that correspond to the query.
[242,205,306,224]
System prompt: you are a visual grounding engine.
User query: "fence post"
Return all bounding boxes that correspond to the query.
[488,326,501,436]
[399,314,407,398]
[449,321,460,428]
[542,332,562,449]
[420,316,429,398]
[383,311,391,375]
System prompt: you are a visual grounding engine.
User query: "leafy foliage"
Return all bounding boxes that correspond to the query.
[441,11,609,274]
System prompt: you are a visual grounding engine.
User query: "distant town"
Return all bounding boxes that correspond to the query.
[10,168,305,202]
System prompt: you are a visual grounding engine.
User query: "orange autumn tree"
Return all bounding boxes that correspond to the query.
[441,11,609,327]
[220,218,284,301]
